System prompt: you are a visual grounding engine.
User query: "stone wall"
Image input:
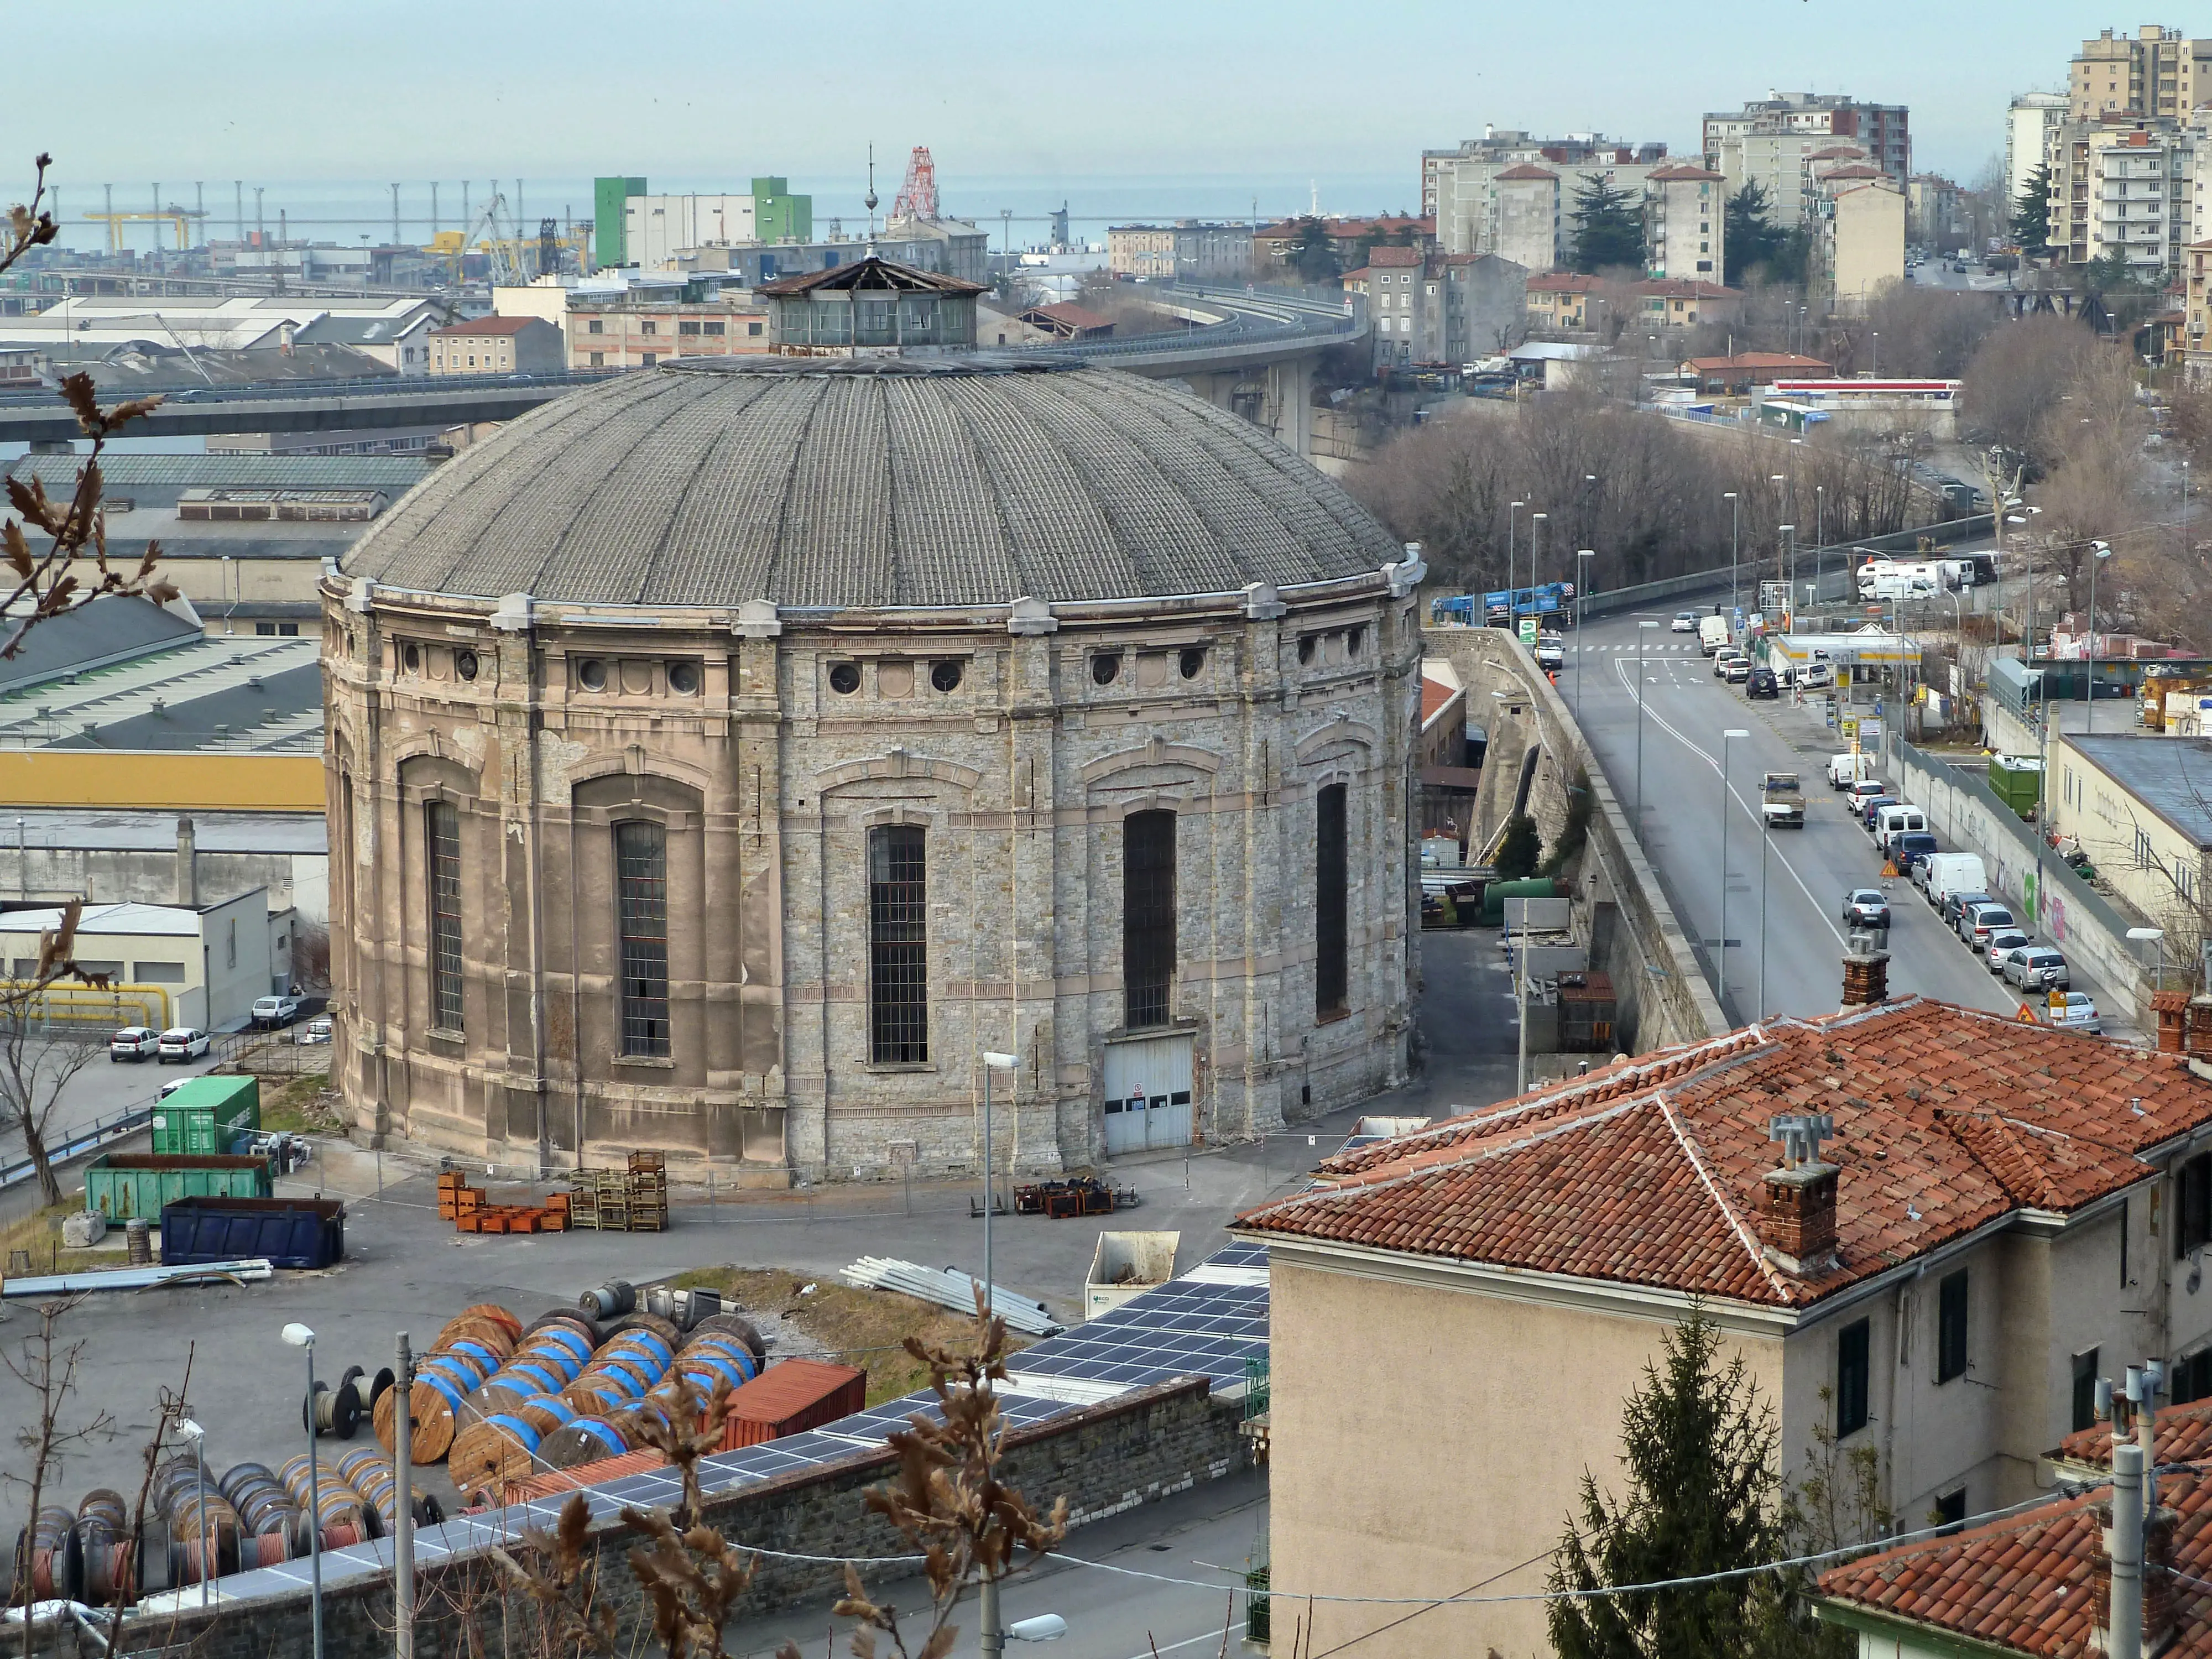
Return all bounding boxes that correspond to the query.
[99,1378,1245,1659]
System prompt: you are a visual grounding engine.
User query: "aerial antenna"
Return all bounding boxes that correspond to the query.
[864,144,879,245]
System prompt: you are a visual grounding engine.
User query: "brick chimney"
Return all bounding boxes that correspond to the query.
[2153,989,2190,1055]
[2185,993,2212,1060]
[2093,1503,2177,1656]
[1760,1113,1839,1276]
[1841,933,1889,1010]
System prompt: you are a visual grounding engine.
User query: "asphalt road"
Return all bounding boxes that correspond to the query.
[1560,603,2098,1029]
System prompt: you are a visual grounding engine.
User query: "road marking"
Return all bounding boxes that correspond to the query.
[1610,654,1848,952]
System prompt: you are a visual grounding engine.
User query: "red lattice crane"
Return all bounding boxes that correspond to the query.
[890,147,938,222]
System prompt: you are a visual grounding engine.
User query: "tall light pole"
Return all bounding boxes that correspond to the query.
[2087,539,2113,734]
[179,1418,208,1608]
[1778,525,1795,628]
[1574,550,1595,722]
[1815,483,1825,555]
[1758,807,1770,1021]
[1768,475,1787,599]
[1506,500,1526,626]
[2184,458,2193,564]
[1870,331,1879,375]
[1530,512,1548,611]
[1720,729,1749,1009]
[1725,491,1740,617]
[282,1323,325,1659]
[1636,620,1658,825]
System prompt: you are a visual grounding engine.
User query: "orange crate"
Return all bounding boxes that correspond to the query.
[437,1171,468,1191]
[545,1192,570,1215]
[455,1212,483,1233]
[539,1210,568,1233]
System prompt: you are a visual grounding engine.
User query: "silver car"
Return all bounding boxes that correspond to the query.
[2040,991,2103,1034]
[1984,930,2031,974]
[2003,946,2069,993]
[1959,902,2015,951]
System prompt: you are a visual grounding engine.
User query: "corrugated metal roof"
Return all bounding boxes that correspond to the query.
[6,454,434,491]
[2064,733,2212,847]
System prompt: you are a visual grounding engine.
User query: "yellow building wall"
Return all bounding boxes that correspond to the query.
[1267,1256,1783,1659]
[0,751,325,810]
[2047,735,2205,930]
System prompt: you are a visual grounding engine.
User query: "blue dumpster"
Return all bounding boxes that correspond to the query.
[159,1196,346,1270]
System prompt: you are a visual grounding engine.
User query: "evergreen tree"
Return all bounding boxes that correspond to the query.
[1548,1310,1812,1659]
[1494,813,1541,880]
[1290,220,1337,285]
[1723,183,1787,286]
[2010,163,2053,257]
[1570,174,1645,274]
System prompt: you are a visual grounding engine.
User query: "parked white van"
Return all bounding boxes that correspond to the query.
[1827,752,1879,789]
[1698,614,1731,655]
[1875,804,1928,852]
[1918,851,1989,910]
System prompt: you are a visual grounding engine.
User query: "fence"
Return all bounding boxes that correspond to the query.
[0,1103,153,1193]
[1891,737,2151,1024]
[1577,514,1995,622]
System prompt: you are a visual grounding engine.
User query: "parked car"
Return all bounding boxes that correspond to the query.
[1847,779,1888,817]
[297,1016,333,1046]
[1875,804,1929,853]
[1959,902,2017,951]
[1799,661,1835,690]
[1747,666,1779,698]
[1722,655,1751,683]
[1888,831,1940,873]
[1828,752,1879,789]
[1940,889,1992,929]
[108,1026,159,1062]
[156,1026,210,1063]
[1984,928,2031,973]
[1843,888,1890,928]
[2003,946,2070,993]
[1671,610,1698,633]
[1858,794,1899,832]
[2039,990,2103,1034]
[252,994,304,1030]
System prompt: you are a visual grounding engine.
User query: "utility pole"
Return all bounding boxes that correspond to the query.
[394,1333,416,1659]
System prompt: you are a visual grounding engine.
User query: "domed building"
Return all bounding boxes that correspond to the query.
[324,286,1422,1185]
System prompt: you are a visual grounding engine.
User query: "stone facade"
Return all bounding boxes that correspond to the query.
[324,570,1420,1184]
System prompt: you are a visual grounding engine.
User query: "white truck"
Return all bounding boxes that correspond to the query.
[1761,771,1806,830]
[1827,752,1878,789]
[1698,614,1731,656]
[1919,851,1989,910]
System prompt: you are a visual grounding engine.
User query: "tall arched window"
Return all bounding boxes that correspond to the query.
[615,821,670,1057]
[1124,810,1176,1029]
[426,800,463,1032]
[1316,784,1349,1018]
[869,825,929,1063]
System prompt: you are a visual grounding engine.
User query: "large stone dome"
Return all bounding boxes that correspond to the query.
[342,358,1400,609]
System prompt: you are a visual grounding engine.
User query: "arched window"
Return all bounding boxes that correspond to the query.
[426,800,463,1032]
[1124,810,1176,1029]
[869,825,928,1063]
[615,821,670,1057]
[1316,784,1349,1018]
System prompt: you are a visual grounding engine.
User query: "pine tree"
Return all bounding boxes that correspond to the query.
[2010,163,2053,257]
[1723,183,1787,286]
[1548,1310,1809,1659]
[1494,813,1541,880]
[1569,174,1645,274]
[1291,220,1337,285]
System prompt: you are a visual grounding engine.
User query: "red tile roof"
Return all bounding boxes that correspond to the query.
[1366,246,1423,267]
[1420,675,1461,726]
[1634,279,1743,300]
[1648,164,1726,181]
[1494,165,1560,182]
[432,315,544,336]
[1238,998,2212,1310]
[1809,145,1870,160]
[1821,164,1887,181]
[1820,1402,2212,1653]
[1528,272,1604,293]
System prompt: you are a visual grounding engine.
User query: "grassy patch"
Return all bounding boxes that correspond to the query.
[255,1071,337,1134]
[666,1265,1031,1407]
[0,1200,137,1277]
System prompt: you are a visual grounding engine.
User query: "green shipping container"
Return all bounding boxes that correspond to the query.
[151,1075,260,1156]
[1480,878,1560,927]
[84,1154,272,1221]
[1988,757,2043,821]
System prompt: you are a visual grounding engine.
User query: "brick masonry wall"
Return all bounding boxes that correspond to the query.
[106,1379,1248,1659]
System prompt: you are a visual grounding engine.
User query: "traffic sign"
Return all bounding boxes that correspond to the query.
[1519,618,1538,648]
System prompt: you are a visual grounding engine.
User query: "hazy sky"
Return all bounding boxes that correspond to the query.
[12,1,2093,213]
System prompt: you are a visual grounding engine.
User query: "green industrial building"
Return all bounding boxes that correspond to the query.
[751,177,811,244]
[594,175,646,267]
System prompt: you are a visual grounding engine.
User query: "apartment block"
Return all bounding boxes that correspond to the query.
[565,283,770,370]
[1105,222,1252,282]
[2070,24,2212,120]
[2006,91,2071,208]
[1422,129,1670,261]
[1344,248,1527,369]
[1907,173,1965,251]
[2185,237,2212,378]
[1825,177,1908,314]
[1645,164,1726,278]
[426,315,565,376]
[2047,116,2197,278]
[1703,92,1911,190]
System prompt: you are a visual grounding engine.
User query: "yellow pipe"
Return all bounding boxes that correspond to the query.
[0,751,324,810]
[0,982,171,1027]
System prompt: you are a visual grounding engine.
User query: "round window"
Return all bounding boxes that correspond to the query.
[1178,646,1206,680]
[577,658,608,692]
[402,641,422,672]
[667,661,701,695]
[455,649,479,682]
[931,660,963,693]
[828,662,861,695]
[1297,636,1316,666]
[1091,653,1121,686]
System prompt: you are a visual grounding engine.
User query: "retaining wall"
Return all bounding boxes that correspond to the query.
[1577,515,1995,621]
[87,1378,1244,1659]
[1429,625,1726,1052]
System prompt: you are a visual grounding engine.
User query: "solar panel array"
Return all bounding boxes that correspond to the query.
[196,1224,1299,1608]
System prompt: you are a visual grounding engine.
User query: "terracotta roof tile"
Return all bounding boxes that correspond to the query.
[1494,165,1560,182]
[1366,247,1424,267]
[1240,998,2212,1310]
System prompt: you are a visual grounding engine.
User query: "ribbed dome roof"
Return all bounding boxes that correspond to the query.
[341,358,1401,608]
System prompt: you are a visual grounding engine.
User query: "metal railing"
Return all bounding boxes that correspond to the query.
[0,1103,153,1192]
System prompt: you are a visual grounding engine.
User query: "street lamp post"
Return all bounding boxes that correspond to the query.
[1530,512,1547,601]
[1720,729,1750,1008]
[1871,331,1879,375]
[1769,475,1787,597]
[2087,539,2113,734]
[179,1418,208,1608]
[281,1323,325,1659]
[1815,484,1825,556]
[1506,500,1525,627]
[1758,804,1770,1021]
[1725,492,1740,616]
[1636,620,1658,825]
[1574,550,1595,722]
[1778,525,1795,626]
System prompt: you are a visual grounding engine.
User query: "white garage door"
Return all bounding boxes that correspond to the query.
[1101,1032,1194,1156]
